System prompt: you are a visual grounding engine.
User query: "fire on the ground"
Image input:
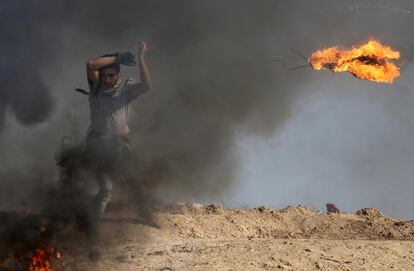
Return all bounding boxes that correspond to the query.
[28,242,60,271]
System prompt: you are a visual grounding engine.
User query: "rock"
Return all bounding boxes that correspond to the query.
[205,204,223,214]
[356,208,384,219]
[257,206,270,213]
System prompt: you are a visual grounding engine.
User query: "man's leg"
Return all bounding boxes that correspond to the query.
[93,171,113,217]
[125,179,160,229]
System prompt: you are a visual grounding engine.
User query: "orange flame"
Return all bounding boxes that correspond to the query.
[309,39,400,83]
[28,243,60,271]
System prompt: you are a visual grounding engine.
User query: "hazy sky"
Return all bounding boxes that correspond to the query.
[230,64,414,219]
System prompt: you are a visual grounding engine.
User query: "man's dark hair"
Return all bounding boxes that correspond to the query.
[99,53,120,73]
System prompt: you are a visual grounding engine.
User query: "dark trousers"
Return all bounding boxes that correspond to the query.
[86,130,132,216]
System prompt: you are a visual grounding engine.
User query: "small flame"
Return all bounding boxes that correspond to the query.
[309,39,400,83]
[28,243,60,271]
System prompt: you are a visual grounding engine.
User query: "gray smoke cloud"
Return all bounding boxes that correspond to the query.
[0,1,59,130]
[1,0,414,216]
[222,0,414,218]
[0,0,305,208]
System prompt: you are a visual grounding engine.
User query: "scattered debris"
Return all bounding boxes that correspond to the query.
[147,250,165,256]
[326,203,340,214]
[205,204,223,214]
[320,256,343,263]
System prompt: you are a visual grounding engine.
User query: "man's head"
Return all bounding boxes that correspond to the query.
[99,62,120,89]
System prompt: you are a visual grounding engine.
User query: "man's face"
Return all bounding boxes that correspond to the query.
[99,67,119,88]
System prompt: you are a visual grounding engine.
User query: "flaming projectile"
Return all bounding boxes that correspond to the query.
[309,39,400,83]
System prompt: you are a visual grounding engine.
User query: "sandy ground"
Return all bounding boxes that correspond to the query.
[53,204,414,271]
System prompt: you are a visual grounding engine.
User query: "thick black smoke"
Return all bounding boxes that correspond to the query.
[59,0,306,202]
[1,0,306,207]
[0,1,62,131]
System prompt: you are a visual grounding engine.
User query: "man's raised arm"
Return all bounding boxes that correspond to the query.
[126,41,152,101]
[137,41,152,91]
[86,55,117,85]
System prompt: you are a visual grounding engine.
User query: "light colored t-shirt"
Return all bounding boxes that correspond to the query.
[88,78,148,136]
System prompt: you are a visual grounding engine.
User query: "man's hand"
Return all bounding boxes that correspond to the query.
[128,40,152,97]
[117,52,136,66]
[137,41,147,59]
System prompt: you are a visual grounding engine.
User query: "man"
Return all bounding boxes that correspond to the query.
[85,41,152,218]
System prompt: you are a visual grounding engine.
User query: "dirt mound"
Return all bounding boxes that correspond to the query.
[154,204,414,240]
[3,205,414,271]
